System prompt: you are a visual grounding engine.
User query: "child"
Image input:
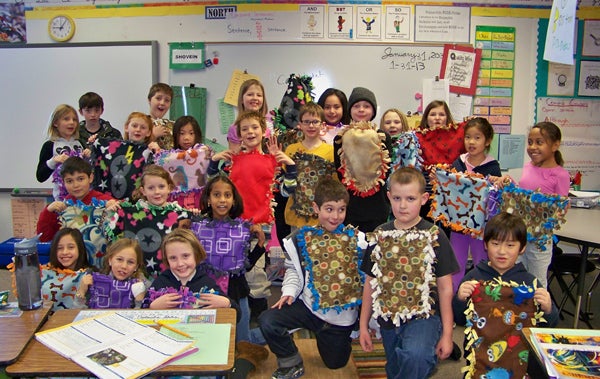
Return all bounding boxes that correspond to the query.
[450,117,501,293]
[333,86,392,232]
[36,156,115,242]
[317,88,350,145]
[193,174,267,343]
[172,115,203,150]
[227,79,272,152]
[76,238,149,309]
[148,82,174,150]
[359,167,459,379]
[123,111,160,152]
[36,104,85,199]
[379,108,410,137]
[77,92,122,145]
[284,102,335,229]
[259,177,366,379]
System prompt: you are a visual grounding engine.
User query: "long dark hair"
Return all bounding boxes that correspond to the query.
[418,100,455,129]
[49,228,89,270]
[317,88,351,125]
[201,175,244,219]
[531,121,564,166]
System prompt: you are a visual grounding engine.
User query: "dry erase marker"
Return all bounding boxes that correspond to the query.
[157,320,192,338]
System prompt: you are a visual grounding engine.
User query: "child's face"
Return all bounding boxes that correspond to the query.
[165,241,197,283]
[381,112,404,136]
[125,117,152,142]
[299,114,323,141]
[177,123,196,150]
[242,84,264,112]
[426,105,447,128]
[80,106,103,126]
[313,200,347,232]
[323,95,343,125]
[350,100,374,122]
[464,127,490,159]
[63,171,93,200]
[149,91,172,119]
[109,247,138,281]
[209,180,234,220]
[239,117,264,151]
[387,181,428,229]
[527,128,559,168]
[485,238,525,275]
[140,175,171,207]
[56,234,79,270]
[54,111,78,139]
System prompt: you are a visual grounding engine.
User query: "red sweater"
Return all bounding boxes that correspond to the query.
[36,190,113,242]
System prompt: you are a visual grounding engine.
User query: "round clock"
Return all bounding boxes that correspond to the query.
[48,15,75,42]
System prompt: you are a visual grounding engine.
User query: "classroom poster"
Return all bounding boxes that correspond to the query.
[384,5,411,41]
[0,3,25,42]
[328,6,353,40]
[300,5,325,39]
[582,20,600,57]
[543,0,577,65]
[440,44,481,96]
[473,25,516,134]
[414,6,470,43]
[547,62,576,96]
[356,6,381,40]
[578,60,600,97]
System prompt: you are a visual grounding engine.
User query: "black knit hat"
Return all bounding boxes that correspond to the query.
[348,87,377,120]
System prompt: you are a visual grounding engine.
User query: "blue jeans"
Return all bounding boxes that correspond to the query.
[236,296,266,345]
[380,315,441,379]
[258,299,353,369]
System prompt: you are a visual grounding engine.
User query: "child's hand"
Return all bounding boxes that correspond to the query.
[457,280,478,301]
[273,151,295,166]
[87,134,98,145]
[250,224,266,247]
[436,334,454,360]
[489,175,513,188]
[211,150,233,162]
[78,273,93,295]
[82,148,92,158]
[105,199,121,212]
[197,293,231,309]
[359,326,373,352]
[148,142,161,154]
[150,293,182,309]
[272,295,294,309]
[534,288,553,314]
[53,153,69,164]
[266,135,294,165]
[153,124,170,138]
[47,201,67,214]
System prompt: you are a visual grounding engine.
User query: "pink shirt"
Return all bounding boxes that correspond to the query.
[519,161,570,196]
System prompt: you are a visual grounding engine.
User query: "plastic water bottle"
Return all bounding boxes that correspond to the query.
[14,235,43,311]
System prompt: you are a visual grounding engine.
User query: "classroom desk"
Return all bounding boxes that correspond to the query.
[6,307,236,377]
[0,301,53,365]
[554,207,600,328]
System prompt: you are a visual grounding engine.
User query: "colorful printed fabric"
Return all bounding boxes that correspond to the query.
[59,199,108,269]
[190,217,251,275]
[463,278,543,379]
[272,74,314,133]
[88,272,136,309]
[168,188,203,210]
[91,138,152,199]
[368,227,438,325]
[415,122,465,166]
[297,225,364,313]
[337,121,390,197]
[229,150,278,224]
[146,285,218,309]
[430,167,491,239]
[390,131,422,172]
[154,144,212,193]
[497,183,569,250]
[104,200,190,278]
[153,118,175,150]
[40,265,86,311]
[290,152,336,219]
[51,150,82,201]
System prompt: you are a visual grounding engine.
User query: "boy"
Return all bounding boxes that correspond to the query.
[259,177,365,379]
[284,102,334,229]
[36,156,116,242]
[78,92,122,145]
[359,167,459,379]
[148,83,174,150]
[453,211,559,327]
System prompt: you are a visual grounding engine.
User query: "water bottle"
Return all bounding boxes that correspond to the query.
[14,235,43,311]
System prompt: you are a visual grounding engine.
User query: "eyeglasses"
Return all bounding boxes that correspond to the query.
[300,120,322,126]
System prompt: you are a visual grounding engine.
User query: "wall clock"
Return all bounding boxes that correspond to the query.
[48,15,75,42]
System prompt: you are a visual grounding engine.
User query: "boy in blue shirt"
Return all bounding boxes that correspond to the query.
[359,167,459,379]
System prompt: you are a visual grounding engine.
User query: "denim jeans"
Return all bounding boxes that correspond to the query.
[258,299,353,369]
[380,315,441,379]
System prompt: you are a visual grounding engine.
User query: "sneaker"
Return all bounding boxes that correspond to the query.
[271,363,304,379]
[450,342,462,361]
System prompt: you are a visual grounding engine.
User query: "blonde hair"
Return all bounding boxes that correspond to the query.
[101,238,146,278]
[380,108,410,133]
[46,104,79,141]
[237,79,268,116]
[132,164,174,201]
[161,228,206,266]
[123,112,153,144]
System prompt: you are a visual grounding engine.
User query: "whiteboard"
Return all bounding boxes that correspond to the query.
[169,43,444,145]
[0,42,157,190]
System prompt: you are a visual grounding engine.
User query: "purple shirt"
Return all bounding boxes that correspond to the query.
[519,162,570,196]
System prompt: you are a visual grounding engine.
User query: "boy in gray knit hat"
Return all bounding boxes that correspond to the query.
[348,87,377,121]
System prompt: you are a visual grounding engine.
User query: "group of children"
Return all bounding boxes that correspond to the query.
[32,78,570,379]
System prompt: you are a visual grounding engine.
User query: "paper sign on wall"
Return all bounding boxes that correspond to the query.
[224,69,261,106]
[169,42,205,69]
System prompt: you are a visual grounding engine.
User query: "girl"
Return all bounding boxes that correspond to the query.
[317,88,350,145]
[37,104,85,200]
[173,115,203,150]
[227,79,273,151]
[143,228,238,311]
[76,238,149,309]
[193,174,267,343]
[380,108,410,137]
[123,111,160,153]
[449,117,501,293]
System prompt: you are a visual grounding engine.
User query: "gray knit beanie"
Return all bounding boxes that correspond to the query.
[348,87,377,120]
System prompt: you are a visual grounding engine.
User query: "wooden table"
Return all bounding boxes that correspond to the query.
[555,207,600,328]
[0,301,52,365]
[6,308,236,377]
